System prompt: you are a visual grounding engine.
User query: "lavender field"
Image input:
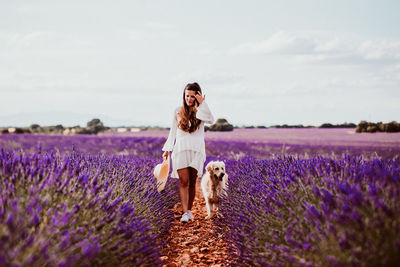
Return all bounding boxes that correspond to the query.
[1,129,400,266]
[107,128,400,159]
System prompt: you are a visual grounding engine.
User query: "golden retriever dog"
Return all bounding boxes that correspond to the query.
[201,161,228,219]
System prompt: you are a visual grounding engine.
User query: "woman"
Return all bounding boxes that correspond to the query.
[162,82,214,223]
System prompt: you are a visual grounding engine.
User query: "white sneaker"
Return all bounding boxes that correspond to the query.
[187,210,194,220]
[180,213,190,223]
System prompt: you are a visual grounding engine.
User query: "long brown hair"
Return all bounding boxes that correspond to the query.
[177,82,202,133]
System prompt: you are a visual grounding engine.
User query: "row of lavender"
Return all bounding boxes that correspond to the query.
[205,139,400,160]
[0,134,164,158]
[2,134,400,159]
[1,134,400,266]
[216,155,400,266]
[0,140,179,266]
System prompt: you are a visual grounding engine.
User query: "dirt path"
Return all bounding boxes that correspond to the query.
[161,181,231,266]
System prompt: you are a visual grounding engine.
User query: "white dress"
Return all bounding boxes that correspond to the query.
[162,102,214,178]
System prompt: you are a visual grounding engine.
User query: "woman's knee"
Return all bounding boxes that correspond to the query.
[180,178,189,188]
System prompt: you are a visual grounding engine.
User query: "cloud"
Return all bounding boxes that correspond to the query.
[126,21,179,41]
[172,70,244,85]
[1,31,94,51]
[394,64,400,81]
[358,40,400,61]
[0,29,165,92]
[145,21,175,30]
[299,39,400,66]
[228,31,400,67]
[228,31,317,55]
[0,71,114,92]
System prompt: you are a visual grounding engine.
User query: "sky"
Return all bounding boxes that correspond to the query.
[0,0,399,127]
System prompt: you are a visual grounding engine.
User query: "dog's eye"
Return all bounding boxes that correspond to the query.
[215,167,219,170]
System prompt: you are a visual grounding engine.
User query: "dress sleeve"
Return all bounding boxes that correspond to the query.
[196,101,214,124]
[162,108,178,151]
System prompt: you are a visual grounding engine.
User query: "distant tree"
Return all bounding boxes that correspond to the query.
[355,121,400,133]
[208,118,234,131]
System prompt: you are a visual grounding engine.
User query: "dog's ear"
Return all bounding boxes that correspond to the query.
[206,162,214,173]
[223,174,229,188]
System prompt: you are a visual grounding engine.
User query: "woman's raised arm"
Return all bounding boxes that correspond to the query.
[196,101,214,124]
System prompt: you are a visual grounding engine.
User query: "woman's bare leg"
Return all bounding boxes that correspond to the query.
[178,168,190,214]
[188,167,198,211]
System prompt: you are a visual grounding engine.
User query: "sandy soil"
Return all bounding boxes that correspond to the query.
[160,181,232,267]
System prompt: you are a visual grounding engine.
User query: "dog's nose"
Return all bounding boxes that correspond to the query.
[219,173,225,180]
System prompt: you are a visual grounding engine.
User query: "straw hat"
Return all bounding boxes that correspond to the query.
[154,156,170,192]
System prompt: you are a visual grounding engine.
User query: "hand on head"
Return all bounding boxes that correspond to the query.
[195,92,206,105]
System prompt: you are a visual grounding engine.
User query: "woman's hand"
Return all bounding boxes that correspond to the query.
[162,151,169,160]
[195,91,206,105]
